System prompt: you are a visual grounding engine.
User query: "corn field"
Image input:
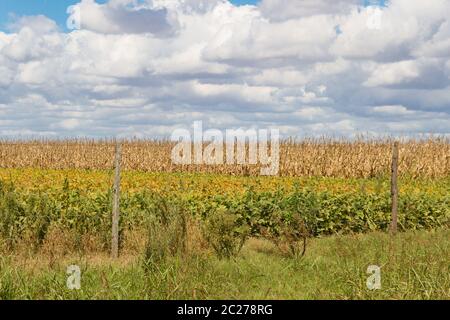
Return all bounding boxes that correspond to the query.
[0,137,449,178]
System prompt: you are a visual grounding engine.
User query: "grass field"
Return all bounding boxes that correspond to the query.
[1,229,448,300]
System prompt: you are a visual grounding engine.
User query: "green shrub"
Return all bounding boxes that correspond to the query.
[202,206,250,259]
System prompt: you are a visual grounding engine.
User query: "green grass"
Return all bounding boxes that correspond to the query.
[1,228,449,300]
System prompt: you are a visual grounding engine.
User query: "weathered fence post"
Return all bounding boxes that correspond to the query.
[390,141,399,234]
[112,140,121,258]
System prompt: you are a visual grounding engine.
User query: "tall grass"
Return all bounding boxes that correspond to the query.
[0,229,448,299]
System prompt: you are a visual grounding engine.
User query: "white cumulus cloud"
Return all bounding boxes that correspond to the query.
[0,0,449,138]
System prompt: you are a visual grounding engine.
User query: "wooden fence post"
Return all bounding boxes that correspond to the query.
[390,141,399,234]
[112,141,121,258]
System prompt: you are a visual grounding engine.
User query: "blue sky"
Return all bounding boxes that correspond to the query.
[0,0,259,30]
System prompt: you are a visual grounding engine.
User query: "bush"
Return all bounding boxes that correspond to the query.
[202,206,250,259]
[261,211,309,258]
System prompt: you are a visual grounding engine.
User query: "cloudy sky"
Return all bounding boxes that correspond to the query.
[0,0,449,138]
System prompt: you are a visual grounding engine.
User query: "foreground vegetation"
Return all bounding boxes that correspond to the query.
[0,164,448,300]
[0,229,448,300]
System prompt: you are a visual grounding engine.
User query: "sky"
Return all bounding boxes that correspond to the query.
[0,0,449,138]
[0,1,258,30]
